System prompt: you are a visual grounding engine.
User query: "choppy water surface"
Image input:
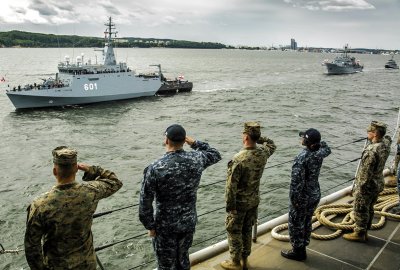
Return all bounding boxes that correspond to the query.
[0,48,399,269]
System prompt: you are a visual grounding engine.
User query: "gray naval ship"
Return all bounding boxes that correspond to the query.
[6,17,162,109]
[385,54,399,69]
[324,44,363,75]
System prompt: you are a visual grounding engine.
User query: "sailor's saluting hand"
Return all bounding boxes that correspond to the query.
[77,163,90,172]
[185,136,195,146]
[148,229,156,237]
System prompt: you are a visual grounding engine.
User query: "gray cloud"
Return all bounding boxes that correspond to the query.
[29,0,59,16]
[99,1,121,16]
[13,6,27,15]
[53,1,75,12]
[284,0,375,11]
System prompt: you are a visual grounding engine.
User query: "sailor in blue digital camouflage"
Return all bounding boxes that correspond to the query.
[281,128,331,261]
[24,146,123,270]
[220,122,276,270]
[139,124,221,270]
[343,121,392,242]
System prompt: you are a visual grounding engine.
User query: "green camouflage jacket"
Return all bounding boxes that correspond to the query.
[225,137,276,212]
[355,135,392,195]
[24,166,122,270]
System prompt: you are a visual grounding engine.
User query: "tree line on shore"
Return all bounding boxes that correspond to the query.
[0,30,231,49]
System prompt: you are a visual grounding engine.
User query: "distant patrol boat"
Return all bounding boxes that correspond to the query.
[6,17,162,109]
[323,44,364,75]
[385,54,399,69]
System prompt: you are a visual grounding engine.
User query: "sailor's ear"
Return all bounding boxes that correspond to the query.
[53,165,57,177]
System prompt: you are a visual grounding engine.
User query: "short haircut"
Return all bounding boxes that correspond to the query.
[246,132,260,143]
[168,139,185,148]
[308,143,321,152]
[375,126,386,138]
[56,163,76,179]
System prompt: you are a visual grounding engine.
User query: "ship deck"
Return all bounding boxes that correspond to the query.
[191,193,400,270]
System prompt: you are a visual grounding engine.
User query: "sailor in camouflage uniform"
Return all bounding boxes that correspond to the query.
[221,122,276,270]
[281,128,331,261]
[139,124,221,270]
[343,121,392,242]
[24,146,123,270]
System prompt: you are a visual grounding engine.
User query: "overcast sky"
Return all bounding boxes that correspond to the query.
[0,0,399,49]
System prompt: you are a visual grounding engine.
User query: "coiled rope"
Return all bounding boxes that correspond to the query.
[271,187,400,241]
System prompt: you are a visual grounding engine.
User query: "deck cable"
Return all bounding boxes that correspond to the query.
[0,243,23,255]
[257,177,355,221]
[95,232,147,252]
[92,154,361,221]
[93,204,139,218]
[265,137,366,170]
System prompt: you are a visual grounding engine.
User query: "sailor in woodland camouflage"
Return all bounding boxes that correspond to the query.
[139,124,221,270]
[343,121,392,242]
[24,146,123,270]
[281,128,331,261]
[220,122,276,270]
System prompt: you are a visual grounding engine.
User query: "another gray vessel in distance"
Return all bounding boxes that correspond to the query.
[385,54,399,69]
[323,44,364,75]
[6,17,161,109]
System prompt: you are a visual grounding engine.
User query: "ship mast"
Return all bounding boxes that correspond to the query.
[103,17,117,65]
[344,44,349,58]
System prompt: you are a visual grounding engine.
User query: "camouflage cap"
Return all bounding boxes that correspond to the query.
[52,146,77,165]
[367,121,387,132]
[243,121,261,137]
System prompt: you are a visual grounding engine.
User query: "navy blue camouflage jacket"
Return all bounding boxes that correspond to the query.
[290,141,331,206]
[139,140,221,233]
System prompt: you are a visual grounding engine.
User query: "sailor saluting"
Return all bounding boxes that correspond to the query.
[24,146,122,269]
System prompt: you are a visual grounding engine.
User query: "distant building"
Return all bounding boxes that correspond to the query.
[290,38,297,50]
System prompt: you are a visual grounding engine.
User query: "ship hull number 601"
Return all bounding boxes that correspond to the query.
[84,83,98,91]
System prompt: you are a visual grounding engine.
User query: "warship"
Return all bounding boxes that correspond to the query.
[385,54,399,69]
[324,44,363,75]
[6,17,162,109]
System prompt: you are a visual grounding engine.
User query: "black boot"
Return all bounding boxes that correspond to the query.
[281,247,307,261]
